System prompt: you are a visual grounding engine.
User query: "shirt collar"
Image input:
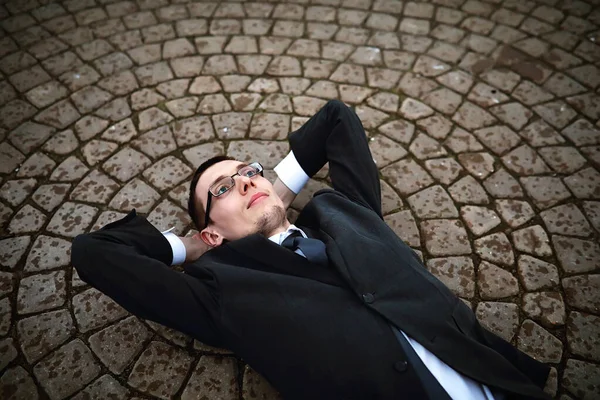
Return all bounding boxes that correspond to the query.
[268,224,307,246]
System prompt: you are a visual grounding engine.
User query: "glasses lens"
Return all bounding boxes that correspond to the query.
[210,177,233,196]
[239,164,260,177]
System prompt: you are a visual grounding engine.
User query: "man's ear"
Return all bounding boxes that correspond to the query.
[199,228,224,247]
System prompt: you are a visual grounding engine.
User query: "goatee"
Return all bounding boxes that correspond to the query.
[255,204,287,237]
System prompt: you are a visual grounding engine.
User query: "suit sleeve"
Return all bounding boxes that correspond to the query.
[288,100,382,218]
[71,210,222,347]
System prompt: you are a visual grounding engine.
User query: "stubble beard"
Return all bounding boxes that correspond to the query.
[255,204,287,237]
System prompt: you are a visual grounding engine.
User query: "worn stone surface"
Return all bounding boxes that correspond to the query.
[1,1,599,398]
[523,292,567,327]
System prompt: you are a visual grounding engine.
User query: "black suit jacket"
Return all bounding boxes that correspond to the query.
[72,101,550,399]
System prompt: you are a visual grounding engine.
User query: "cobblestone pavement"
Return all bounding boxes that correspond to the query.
[0,0,599,398]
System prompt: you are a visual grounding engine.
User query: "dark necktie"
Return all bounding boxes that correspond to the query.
[281,231,328,266]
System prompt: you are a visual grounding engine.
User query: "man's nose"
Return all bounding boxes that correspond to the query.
[237,175,256,194]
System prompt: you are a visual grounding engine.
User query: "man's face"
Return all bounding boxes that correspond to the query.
[196,160,286,243]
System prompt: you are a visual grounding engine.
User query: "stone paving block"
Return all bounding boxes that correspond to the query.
[0,297,10,335]
[109,178,160,213]
[46,201,98,237]
[381,158,434,196]
[71,169,120,204]
[520,176,571,209]
[449,175,489,204]
[523,291,566,327]
[260,93,293,113]
[72,374,129,400]
[0,178,36,206]
[541,204,593,237]
[426,256,475,298]
[562,359,600,399]
[0,99,38,130]
[31,183,70,212]
[562,119,600,146]
[563,167,600,199]
[0,337,17,373]
[143,156,192,191]
[421,219,471,256]
[0,270,13,297]
[0,366,38,399]
[383,210,420,248]
[42,129,78,155]
[147,199,189,235]
[17,309,75,363]
[562,274,600,314]
[369,135,407,168]
[457,152,495,180]
[49,156,89,182]
[8,204,46,234]
[72,286,128,333]
[103,147,151,182]
[197,94,232,114]
[475,301,519,342]
[16,152,56,178]
[473,126,521,156]
[407,185,458,219]
[131,125,177,159]
[17,270,66,314]
[452,101,497,130]
[552,235,600,275]
[567,311,600,362]
[25,235,71,272]
[157,78,190,99]
[33,339,101,400]
[478,261,519,300]
[128,340,193,399]
[495,199,534,228]
[0,235,30,269]
[181,356,239,400]
[512,225,553,257]
[517,319,563,363]
[518,255,559,292]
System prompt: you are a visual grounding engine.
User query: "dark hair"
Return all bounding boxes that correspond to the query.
[188,155,235,231]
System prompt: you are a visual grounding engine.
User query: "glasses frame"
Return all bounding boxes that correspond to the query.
[204,162,264,228]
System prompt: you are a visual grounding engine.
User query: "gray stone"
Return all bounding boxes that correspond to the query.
[552,235,600,275]
[17,271,66,314]
[517,319,563,363]
[0,235,30,269]
[46,202,98,238]
[567,311,600,361]
[421,219,471,256]
[73,287,128,333]
[71,374,129,400]
[562,359,600,399]
[33,339,101,400]
[17,309,74,363]
[512,225,553,257]
[127,341,193,399]
[476,302,519,341]
[563,274,600,314]
[517,255,559,291]
[181,356,239,400]
[25,235,71,272]
[523,292,566,327]
[474,232,514,267]
[89,316,151,374]
[407,185,458,219]
[478,261,519,300]
[426,256,475,298]
[384,210,420,248]
[0,366,38,400]
[8,205,46,234]
[110,178,160,213]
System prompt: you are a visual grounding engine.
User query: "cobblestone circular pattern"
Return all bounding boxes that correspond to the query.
[1,0,599,398]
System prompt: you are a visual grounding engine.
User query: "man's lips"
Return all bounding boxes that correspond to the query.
[248,193,268,208]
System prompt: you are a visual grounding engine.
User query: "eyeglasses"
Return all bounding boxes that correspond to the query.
[204,162,264,227]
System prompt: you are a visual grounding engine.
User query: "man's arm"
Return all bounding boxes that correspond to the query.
[71,210,222,346]
[283,100,382,217]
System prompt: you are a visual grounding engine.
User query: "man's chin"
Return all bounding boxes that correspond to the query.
[255,204,287,237]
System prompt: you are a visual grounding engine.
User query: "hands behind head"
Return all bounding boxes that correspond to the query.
[180,233,212,263]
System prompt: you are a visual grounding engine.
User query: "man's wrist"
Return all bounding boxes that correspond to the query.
[274,151,310,194]
[162,232,187,265]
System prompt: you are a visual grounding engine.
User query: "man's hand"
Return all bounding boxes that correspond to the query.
[179,235,211,263]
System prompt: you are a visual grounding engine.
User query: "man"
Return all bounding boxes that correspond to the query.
[72,100,550,399]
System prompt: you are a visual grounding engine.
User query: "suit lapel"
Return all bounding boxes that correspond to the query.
[221,233,344,288]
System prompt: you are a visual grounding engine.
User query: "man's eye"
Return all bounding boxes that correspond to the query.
[216,185,229,195]
[241,168,257,177]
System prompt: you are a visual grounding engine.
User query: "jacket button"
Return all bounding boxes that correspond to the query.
[394,361,408,372]
[362,293,374,304]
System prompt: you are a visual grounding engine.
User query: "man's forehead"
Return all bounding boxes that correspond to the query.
[198,159,245,191]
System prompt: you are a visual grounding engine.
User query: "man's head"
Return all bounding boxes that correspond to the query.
[188,156,288,247]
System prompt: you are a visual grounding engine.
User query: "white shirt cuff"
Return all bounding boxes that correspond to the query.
[162,232,186,265]
[274,151,310,194]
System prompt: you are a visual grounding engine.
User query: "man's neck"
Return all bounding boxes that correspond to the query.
[265,219,292,238]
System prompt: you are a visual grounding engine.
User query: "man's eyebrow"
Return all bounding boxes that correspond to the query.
[208,162,249,188]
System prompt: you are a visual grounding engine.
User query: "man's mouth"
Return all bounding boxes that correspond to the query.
[248,193,268,208]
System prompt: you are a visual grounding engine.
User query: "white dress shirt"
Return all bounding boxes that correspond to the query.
[163,151,495,400]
